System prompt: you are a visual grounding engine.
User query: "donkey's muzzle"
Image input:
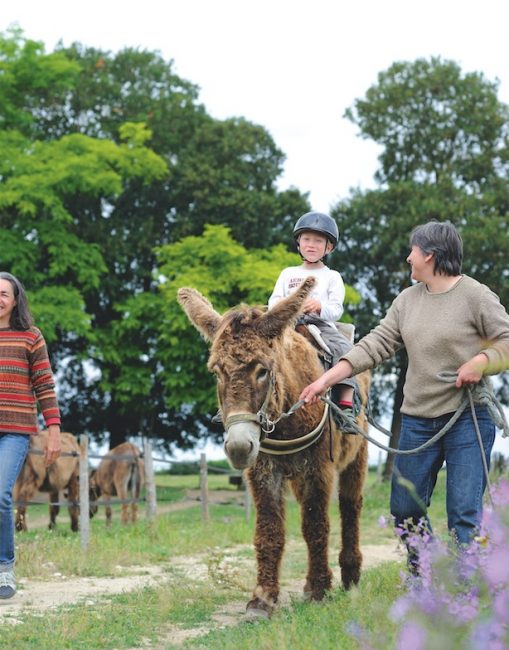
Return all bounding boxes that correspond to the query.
[224,420,261,469]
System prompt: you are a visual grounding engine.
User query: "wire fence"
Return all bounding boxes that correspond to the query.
[14,436,250,550]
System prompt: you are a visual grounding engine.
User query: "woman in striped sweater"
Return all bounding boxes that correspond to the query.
[0,272,61,599]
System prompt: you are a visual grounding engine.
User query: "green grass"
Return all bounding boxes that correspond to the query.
[16,469,449,579]
[155,471,241,491]
[184,562,403,649]
[4,469,451,649]
[17,502,255,579]
[2,582,238,650]
[1,562,403,649]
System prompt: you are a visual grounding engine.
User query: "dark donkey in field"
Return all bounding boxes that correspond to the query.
[178,277,371,620]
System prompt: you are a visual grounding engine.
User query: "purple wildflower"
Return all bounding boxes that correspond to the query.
[481,546,509,589]
[492,588,509,622]
[396,621,427,650]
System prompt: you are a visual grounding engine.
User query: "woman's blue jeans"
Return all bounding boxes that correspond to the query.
[390,406,495,546]
[0,433,29,571]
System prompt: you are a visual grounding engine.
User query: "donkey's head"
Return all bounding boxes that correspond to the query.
[177,278,316,469]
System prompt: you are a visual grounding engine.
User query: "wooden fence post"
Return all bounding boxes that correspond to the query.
[143,438,157,522]
[79,434,90,551]
[200,453,209,522]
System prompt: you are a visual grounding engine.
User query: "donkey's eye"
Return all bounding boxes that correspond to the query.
[256,368,269,382]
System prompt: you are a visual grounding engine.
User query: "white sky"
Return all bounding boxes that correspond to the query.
[3,1,508,461]
[3,0,509,210]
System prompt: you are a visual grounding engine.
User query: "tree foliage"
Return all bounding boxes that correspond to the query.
[0,29,310,447]
[345,57,509,189]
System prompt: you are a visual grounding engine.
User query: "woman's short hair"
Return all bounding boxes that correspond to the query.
[409,221,463,276]
[0,272,34,330]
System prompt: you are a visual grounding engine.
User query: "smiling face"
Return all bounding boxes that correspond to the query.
[297,231,333,264]
[0,278,16,328]
[406,245,433,283]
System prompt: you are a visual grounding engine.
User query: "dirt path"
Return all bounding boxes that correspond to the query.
[2,491,405,645]
[0,540,404,626]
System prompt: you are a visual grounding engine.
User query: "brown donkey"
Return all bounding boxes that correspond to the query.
[14,431,81,532]
[89,442,145,525]
[178,277,371,620]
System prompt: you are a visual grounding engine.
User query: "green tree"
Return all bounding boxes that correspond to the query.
[0,123,166,343]
[335,57,509,478]
[1,30,310,447]
[48,43,309,446]
[0,26,80,137]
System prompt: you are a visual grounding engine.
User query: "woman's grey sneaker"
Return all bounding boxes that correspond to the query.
[0,571,16,599]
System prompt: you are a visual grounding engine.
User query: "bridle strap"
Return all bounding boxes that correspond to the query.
[260,403,329,455]
[223,372,330,454]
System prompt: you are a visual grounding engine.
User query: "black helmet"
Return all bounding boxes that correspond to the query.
[293,212,339,247]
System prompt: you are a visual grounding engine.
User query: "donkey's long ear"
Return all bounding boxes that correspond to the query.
[177,288,222,342]
[258,276,316,339]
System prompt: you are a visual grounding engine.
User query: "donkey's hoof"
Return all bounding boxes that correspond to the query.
[245,607,270,622]
[245,597,272,622]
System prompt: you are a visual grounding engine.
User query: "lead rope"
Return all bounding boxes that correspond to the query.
[275,373,508,504]
[467,387,494,507]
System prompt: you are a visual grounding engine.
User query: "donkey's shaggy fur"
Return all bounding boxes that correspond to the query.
[178,277,370,618]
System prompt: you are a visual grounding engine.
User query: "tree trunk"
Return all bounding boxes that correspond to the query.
[108,409,130,449]
[382,354,407,482]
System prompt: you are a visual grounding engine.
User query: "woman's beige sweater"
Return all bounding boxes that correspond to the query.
[343,276,509,418]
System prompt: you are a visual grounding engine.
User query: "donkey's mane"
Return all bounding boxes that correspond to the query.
[217,305,266,337]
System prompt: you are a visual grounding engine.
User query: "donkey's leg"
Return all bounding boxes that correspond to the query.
[338,443,368,589]
[15,504,27,532]
[104,491,113,526]
[49,489,60,530]
[67,473,80,532]
[246,468,285,619]
[293,466,334,600]
[14,487,30,532]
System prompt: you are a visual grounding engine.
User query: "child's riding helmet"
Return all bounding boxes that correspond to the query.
[293,212,339,247]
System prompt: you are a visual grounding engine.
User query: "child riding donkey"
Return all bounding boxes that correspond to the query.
[268,211,358,428]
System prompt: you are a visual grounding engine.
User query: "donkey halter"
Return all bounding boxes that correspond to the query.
[223,372,329,456]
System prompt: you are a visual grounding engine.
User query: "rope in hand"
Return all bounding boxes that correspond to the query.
[263,372,506,505]
[273,373,508,455]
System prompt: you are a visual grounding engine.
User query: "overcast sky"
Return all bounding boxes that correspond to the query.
[3,1,508,460]
[3,0,509,211]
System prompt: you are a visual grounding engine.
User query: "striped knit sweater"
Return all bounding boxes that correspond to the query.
[0,326,61,435]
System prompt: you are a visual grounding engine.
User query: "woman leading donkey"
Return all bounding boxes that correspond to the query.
[301,221,509,574]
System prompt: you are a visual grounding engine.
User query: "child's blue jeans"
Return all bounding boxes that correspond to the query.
[390,406,495,546]
[0,433,30,571]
